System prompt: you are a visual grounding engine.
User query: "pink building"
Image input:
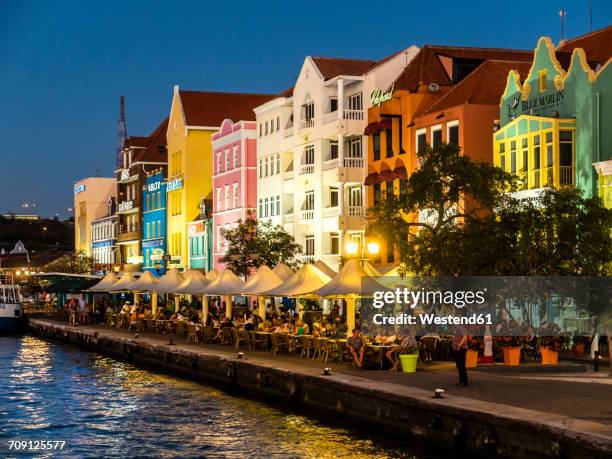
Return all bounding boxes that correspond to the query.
[211,119,259,269]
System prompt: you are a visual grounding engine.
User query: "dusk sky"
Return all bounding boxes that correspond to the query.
[1,0,610,218]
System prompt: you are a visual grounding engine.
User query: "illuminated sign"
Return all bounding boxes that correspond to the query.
[126,255,143,265]
[370,84,394,107]
[166,177,183,192]
[74,184,86,194]
[142,239,164,248]
[147,181,161,192]
[188,221,206,236]
[149,248,164,261]
[118,200,134,212]
[120,169,131,180]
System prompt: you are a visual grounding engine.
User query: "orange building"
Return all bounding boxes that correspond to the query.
[365,46,533,264]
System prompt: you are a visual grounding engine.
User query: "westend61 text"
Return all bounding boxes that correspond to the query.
[372,313,493,326]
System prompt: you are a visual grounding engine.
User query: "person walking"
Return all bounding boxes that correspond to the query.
[452,327,469,387]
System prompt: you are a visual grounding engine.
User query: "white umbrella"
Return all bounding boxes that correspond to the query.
[314,259,382,297]
[241,266,283,295]
[150,268,184,294]
[205,269,245,319]
[108,272,137,292]
[175,270,209,294]
[89,271,118,292]
[272,263,294,281]
[206,269,219,281]
[313,260,337,278]
[127,271,158,291]
[262,264,330,297]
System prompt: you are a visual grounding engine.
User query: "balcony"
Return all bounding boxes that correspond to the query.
[342,109,364,120]
[323,206,339,218]
[300,118,314,129]
[301,254,315,264]
[283,168,294,180]
[560,166,574,186]
[283,213,294,224]
[284,127,293,138]
[299,164,314,175]
[525,167,573,189]
[345,206,365,217]
[343,157,363,168]
[300,210,314,220]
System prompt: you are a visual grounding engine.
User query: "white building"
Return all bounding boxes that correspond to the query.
[91,198,117,271]
[255,49,418,270]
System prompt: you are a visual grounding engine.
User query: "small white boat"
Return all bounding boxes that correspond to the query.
[0,275,23,333]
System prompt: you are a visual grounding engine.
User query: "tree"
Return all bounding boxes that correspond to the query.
[42,251,94,274]
[220,214,302,279]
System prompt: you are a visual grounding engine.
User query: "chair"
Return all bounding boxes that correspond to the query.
[312,338,324,360]
[421,337,438,362]
[271,333,287,356]
[201,326,214,344]
[322,339,339,363]
[233,329,251,351]
[250,332,268,351]
[146,319,154,332]
[176,321,186,338]
[300,337,313,359]
[220,327,233,346]
[187,324,198,343]
[337,341,352,365]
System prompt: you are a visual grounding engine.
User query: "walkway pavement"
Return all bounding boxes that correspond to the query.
[32,319,612,436]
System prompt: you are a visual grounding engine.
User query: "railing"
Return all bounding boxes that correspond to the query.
[343,157,363,168]
[323,206,339,217]
[283,169,294,180]
[119,224,140,233]
[301,254,315,264]
[300,118,314,129]
[323,112,338,124]
[530,170,541,189]
[560,166,574,186]
[299,164,314,175]
[284,127,293,138]
[542,167,554,187]
[342,109,364,120]
[345,206,365,217]
[283,213,294,224]
[300,210,314,220]
[323,159,338,170]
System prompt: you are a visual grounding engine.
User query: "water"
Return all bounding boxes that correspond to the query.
[0,335,438,458]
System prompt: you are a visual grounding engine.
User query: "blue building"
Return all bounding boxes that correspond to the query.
[187,200,213,272]
[142,170,166,274]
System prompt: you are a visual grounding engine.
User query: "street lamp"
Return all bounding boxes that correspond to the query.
[344,239,380,266]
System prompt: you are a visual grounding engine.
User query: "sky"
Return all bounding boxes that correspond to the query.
[1,0,610,218]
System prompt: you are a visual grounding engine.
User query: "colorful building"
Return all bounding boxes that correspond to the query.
[211,119,260,269]
[187,200,213,271]
[141,170,167,273]
[364,46,534,264]
[90,198,117,273]
[115,119,168,271]
[73,177,116,256]
[494,27,612,206]
[165,87,274,269]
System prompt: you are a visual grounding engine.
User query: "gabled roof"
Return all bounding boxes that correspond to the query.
[133,118,168,163]
[558,25,612,65]
[311,56,377,80]
[278,86,294,97]
[123,136,148,150]
[392,45,533,92]
[422,60,532,114]
[178,90,276,126]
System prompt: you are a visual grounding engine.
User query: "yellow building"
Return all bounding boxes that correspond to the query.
[73,177,116,256]
[166,86,274,268]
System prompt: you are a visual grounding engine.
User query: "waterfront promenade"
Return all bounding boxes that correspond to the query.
[27,317,612,458]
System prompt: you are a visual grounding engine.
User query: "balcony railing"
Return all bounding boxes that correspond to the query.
[343,157,363,168]
[342,109,364,120]
[300,210,314,220]
[301,254,315,264]
[283,168,294,180]
[299,164,314,175]
[300,118,314,129]
[323,159,338,170]
[345,206,365,217]
[284,126,293,138]
[560,166,574,186]
[542,167,554,187]
[525,166,574,189]
[323,206,339,217]
[283,213,294,224]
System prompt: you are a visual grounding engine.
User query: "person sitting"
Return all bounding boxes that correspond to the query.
[120,301,131,315]
[243,313,254,331]
[385,335,417,371]
[346,329,366,368]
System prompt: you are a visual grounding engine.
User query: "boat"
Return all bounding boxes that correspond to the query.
[0,274,24,333]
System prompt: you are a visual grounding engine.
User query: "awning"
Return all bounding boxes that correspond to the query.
[364,172,382,185]
[47,277,100,293]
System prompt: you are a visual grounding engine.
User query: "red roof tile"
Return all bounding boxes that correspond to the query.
[391,45,533,92]
[123,136,148,150]
[278,86,294,97]
[311,56,377,80]
[133,118,168,163]
[422,60,532,114]
[179,90,276,126]
[558,25,612,65]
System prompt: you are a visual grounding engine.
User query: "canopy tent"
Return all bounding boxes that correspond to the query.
[175,270,209,294]
[205,269,219,281]
[108,272,137,292]
[205,269,245,318]
[314,259,382,297]
[313,260,336,278]
[262,264,331,297]
[150,268,184,294]
[89,272,118,292]
[45,276,100,294]
[127,271,158,291]
[241,266,284,320]
[272,263,294,281]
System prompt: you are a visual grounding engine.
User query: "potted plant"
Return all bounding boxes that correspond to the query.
[466,336,480,368]
[572,336,588,357]
[399,341,419,373]
[497,336,521,366]
[539,336,561,365]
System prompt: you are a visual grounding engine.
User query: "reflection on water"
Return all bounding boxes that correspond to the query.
[1,336,436,458]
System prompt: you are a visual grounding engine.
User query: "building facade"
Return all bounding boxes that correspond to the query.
[494,32,611,206]
[115,119,168,271]
[255,50,418,271]
[141,170,167,273]
[73,177,116,256]
[165,87,274,269]
[211,119,259,269]
[90,197,117,272]
[187,201,213,272]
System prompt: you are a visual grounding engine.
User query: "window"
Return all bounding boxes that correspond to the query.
[559,130,573,185]
[264,197,269,217]
[157,220,161,237]
[448,122,459,145]
[349,138,362,158]
[146,193,150,211]
[348,92,362,110]
[216,187,222,211]
[385,128,393,158]
[329,141,338,160]
[510,140,517,174]
[386,180,393,197]
[258,198,263,216]
[302,102,315,120]
[348,186,362,207]
[304,145,315,165]
[329,186,339,207]
[276,154,281,174]
[224,185,230,209]
[277,117,280,131]
[259,159,263,178]
[233,146,239,168]
[373,133,380,161]
[329,97,338,113]
[432,127,442,147]
[330,233,339,254]
[270,119,275,133]
[265,157,269,176]
[539,69,547,92]
[225,150,230,170]
[233,183,239,208]
[275,195,280,215]
[416,129,427,153]
[304,235,315,256]
[533,135,541,169]
[304,190,315,210]
[259,123,262,137]
[545,132,553,167]
[373,183,381,205]
[386,239,394,263]
[400,178,408,198]
[265,121,269,135]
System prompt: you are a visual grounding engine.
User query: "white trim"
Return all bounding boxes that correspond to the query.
[430,124,442,144]
[446,120,459,143]
[415,128,426,152]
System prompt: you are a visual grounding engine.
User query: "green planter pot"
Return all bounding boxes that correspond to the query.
[399,354,418,373]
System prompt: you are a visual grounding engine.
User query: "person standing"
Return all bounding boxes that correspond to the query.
[452,327,469,387]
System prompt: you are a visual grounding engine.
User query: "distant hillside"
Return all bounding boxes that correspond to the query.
[0,216,74,253]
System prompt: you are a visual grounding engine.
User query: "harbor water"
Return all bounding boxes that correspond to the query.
[0,335,439,458]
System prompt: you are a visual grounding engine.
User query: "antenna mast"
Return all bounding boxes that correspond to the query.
[116,96,127,169]
[559,10,567,40]
[589,0,593,31]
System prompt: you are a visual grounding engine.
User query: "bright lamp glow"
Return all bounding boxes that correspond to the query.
[345,242,358,255]
[367,242,380,255]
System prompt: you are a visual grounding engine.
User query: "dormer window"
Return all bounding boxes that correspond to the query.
[302,102,314,120]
